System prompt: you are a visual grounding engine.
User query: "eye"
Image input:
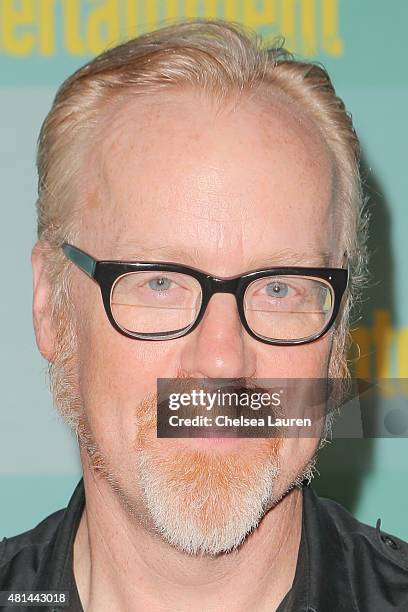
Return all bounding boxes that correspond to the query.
[265,281,289,298]
[147,277,174,291]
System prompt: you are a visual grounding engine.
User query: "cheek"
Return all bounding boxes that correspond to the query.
[74,307,183,454]
[256,337,332,488]
[286,338,331,377]
[257,335,332,378]
[276,436,320,497]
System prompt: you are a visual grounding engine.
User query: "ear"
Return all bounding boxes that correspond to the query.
[32,241,57,362]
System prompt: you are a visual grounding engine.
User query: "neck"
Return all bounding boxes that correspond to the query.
[74,460,303,612]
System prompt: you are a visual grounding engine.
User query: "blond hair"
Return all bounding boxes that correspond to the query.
[36,18,369,391]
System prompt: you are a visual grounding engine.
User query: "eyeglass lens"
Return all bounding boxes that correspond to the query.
[110,271,333,341]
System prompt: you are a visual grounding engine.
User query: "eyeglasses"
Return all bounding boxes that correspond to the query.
[61,243,348,346]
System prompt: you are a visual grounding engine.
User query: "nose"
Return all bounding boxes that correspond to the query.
[179,292,257,379]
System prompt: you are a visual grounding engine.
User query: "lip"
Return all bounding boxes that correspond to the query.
[181,426,241,438]
[179,435,244,449]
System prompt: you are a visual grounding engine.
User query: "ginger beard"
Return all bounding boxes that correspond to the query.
[133,391,284,555]
[52,332,285,554]
[49,301,327,557]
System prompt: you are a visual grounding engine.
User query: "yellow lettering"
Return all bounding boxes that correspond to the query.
[163,0,182,22]
[144,0,159,28]
[202,0,218,18]
[183,0,200,20]
[221,0,240,21]
[374,309,394,378]
[281,0,296,53]
[88,0,120,55]
[125,0,139,38]
[38,0,56,56]
[397,328,408,378]
[63,0,85,55]
[2,0,34,55]
[322,0,343,56]
[301,0,316,56]
[351,318,408,396]
[373,309,396,397]
[243,0,276,29]
[0,0,347,60]
[350,327,371,379]
[397,326,408,397]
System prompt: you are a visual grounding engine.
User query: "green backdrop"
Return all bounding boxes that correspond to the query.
[1,0,407,539]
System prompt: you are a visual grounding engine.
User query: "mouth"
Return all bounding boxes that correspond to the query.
[176,435,246,452]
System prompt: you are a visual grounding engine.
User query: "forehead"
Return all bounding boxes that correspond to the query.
[80,87,337,270]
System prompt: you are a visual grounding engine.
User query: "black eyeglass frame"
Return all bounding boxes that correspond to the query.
[62,243,349,346]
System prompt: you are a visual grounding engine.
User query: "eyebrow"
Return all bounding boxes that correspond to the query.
[250,250,333,268]
[109,241,333,269]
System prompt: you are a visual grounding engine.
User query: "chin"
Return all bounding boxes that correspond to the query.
[132,435,282,555]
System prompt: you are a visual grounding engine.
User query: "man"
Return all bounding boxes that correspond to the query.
[1,18,407,612]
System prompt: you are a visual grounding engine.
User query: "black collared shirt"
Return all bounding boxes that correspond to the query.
[1,478,408,611]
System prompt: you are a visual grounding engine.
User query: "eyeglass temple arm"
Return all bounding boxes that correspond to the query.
[62,243,96,278]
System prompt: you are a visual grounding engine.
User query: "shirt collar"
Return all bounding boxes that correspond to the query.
[288,481,358,612]
[31,478,357,612]
[31,478,85,611]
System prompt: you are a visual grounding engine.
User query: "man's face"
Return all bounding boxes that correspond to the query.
[50,88,338,554]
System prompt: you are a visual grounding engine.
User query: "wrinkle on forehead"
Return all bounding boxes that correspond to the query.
[79,87,337,260]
